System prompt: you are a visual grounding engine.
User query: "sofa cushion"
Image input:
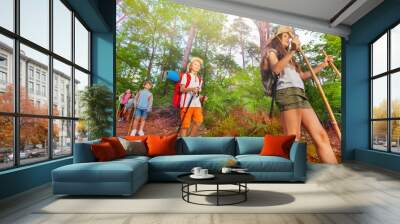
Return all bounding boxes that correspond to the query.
[260,135,296,159]
[118,138,147,156]
[178,137,235,155]
[147,134,177,157]
[149,154,235,172]
[235,137,264,155]
[101,137,127,158]
[91,142,118,161]
[52,159,147,183]
[236,155,293,172]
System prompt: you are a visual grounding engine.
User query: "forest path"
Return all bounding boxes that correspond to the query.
[116,106,208,136]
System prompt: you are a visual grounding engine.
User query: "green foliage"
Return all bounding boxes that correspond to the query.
[117,0,343,136]
[80,84,113,140]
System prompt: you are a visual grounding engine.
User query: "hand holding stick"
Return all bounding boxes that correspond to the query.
[320,48,342,78]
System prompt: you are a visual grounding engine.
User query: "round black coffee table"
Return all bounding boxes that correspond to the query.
[177,173,255,206]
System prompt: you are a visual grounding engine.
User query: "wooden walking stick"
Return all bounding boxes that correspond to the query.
[298,47,342,141]
[320,48,342,78]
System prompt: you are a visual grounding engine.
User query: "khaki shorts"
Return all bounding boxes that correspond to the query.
[180,107,203,129]
[275,87,311,111]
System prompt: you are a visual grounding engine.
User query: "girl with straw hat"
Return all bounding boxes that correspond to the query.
[263,25,338,164]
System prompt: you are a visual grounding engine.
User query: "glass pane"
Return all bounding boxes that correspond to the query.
[20,0,49,49]
[74,69,89,118]
[372,76,387,119]
[53,59,72,117]
[20,44,49,115]
[75,120,88,143]
[0,0,14,31]
[53,0,72,60]
[372,33,387,76]
[0,34,14,112]
[53,119,72,158]
[391,24,400,70]
[0,116,14,170]
[20,117,49,165]
[391,120,400,153]
[372,121,388,151]
[391,72,400,118]
[74,18,89,70]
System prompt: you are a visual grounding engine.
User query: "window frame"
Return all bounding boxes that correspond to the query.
[370,20,400,154]
[0,0,92,171]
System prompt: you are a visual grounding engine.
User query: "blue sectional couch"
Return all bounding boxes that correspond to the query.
[52,137,306,196]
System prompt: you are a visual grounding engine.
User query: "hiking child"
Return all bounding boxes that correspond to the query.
[130,81,153,136]
[178,57,206,137]
[263,26,338,164]
[118,89,132,121]
[121,93,136,122]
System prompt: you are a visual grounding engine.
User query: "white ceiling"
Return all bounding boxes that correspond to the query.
[173,0,384,37]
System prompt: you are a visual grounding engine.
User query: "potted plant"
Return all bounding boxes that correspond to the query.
[79,84,113,140]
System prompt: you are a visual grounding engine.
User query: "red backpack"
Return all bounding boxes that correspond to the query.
[172,72,202,108]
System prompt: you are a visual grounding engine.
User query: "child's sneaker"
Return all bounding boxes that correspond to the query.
[138,130,145,136]
[130,129,137,136]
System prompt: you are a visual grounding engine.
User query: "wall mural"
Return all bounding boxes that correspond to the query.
[116,0,342,163]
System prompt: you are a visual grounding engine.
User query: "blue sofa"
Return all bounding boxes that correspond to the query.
[52,137,306,196]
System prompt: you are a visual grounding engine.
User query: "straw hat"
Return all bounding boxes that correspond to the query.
[266,25,295,45]
[190,57,203,65]
[273,26,295,39]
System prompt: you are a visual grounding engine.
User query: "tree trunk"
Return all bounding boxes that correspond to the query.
[240,36,245,69]
[202,40,209,88]
[146,26,158,79]
[256,21,269,59]
[181,24,197,73]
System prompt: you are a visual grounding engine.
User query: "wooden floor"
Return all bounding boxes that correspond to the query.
[1,162,400,224]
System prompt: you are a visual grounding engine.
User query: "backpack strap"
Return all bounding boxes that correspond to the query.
[266,48,279,118]
[185,73,191,88]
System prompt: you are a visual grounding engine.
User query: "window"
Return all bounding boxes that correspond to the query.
[0,0,91,170]
[75,17,90,70]
[0,71,7,84]
[0,0,14,32]
[0,34,13,112]
[53,0,72,60]
[20,0,49,49]
[0,116,13,170]
[28,81,34,94]
[28,67,34,80]
[74,69,89,118]
[42,85,46,97]
[370,23,400,154]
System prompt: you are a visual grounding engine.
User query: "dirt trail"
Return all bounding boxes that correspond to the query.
[117,106,208,136]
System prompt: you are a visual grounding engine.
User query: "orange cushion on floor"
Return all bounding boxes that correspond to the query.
[101,137,126,158]
[146,135,178,157]
[91,142,117,162]
[125,135,148,142]
[259,135,296,159]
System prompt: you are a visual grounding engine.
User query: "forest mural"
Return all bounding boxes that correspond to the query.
[115,0,342,163]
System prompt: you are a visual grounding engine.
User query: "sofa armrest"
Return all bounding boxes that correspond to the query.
[73,140,100,163]
[289,142,307,181]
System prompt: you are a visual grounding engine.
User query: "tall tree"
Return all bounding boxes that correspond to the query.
[231,17,251,69]
[255,21,270,59]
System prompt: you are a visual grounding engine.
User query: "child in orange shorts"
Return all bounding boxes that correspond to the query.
[179,57,206,136]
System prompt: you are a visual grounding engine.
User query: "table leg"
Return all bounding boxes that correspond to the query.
[195,184,197,192]
[217,184,219,206]
[245,183,247,201]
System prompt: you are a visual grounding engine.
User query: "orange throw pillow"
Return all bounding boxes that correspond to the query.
[101,137,126,158]
[146,135,177,157]
[125,135,148,142]
[259,135,296,159]
[91,142,117,161]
